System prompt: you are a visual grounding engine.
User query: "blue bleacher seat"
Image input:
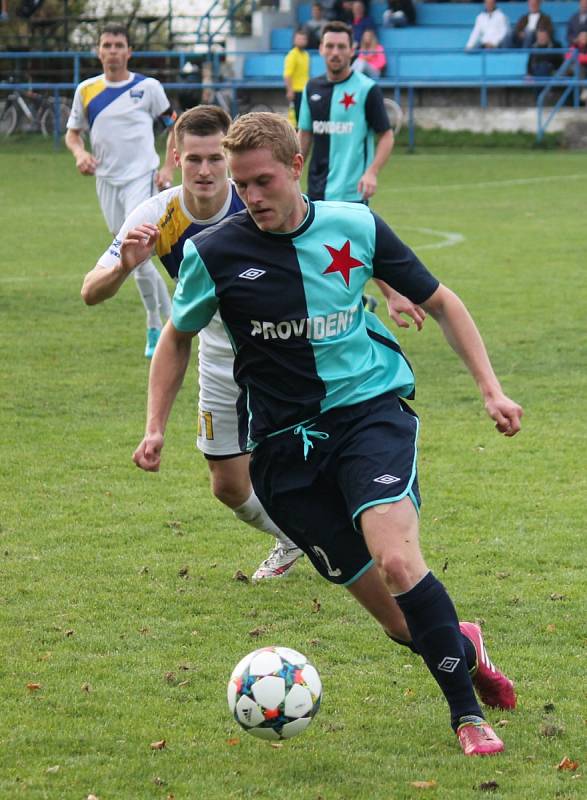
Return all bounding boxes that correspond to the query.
[387,50,528,82]
[380,27,468,51]
[310,53,324,77]
[270,27,293,51]
[243,54,284,81]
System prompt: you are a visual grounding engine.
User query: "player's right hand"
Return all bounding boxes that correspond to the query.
[120,224,160,271]
[75,151,99,175]
[133,432,164,472]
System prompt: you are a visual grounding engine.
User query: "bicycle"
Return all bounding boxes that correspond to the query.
[0,85,71,137]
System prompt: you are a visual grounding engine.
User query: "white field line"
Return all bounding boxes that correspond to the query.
[381,172,587,195]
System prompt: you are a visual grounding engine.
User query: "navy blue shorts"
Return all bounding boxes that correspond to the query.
[250,391,420,586]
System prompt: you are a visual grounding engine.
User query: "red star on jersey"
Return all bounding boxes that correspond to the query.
[323,240,364,287]
[339,92,356,111]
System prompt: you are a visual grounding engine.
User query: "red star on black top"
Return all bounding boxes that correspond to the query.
[323,240,364,287]
[339,92,356,110]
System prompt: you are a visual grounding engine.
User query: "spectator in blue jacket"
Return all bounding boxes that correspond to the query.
[351,1,376,45]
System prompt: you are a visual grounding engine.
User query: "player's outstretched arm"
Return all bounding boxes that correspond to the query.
[81,224,160,305]
[422,284,523,437]
[133,321,195,472]
[374,279,426,330]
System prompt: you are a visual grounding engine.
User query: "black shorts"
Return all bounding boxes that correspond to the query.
[250,392,420,586]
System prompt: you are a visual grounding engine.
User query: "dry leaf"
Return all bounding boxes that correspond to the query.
[557,756,579,771]
[410,780,437,789]
[311,598,321,613]
[65,629,75,637]
[177,680,190,688]
[139,627,150,635]
[46,765,60,774]
[153,777,166,786]
[87,795,99,800]
[541,722,564,738]
[546,624,556,633]
[226,737,240,746]
[496,719,509,727]
[550,593,566,601]
[479,781,499,792]
[178,565,189,578]
[150,739,166,750]
[248,626,267,638]
[404,688,414,696]
[26,682,41,691]
[81,683,92,693]
[233,570,249,583]
[164,672,176,684]
[270,742,284,749]
[166,794,175,800]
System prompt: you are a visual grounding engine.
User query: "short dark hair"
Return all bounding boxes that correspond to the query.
[321,21,353,46]
[175,105,232,149]
[99,23,131,47]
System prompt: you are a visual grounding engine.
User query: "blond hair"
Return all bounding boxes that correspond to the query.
[222,112,299,166]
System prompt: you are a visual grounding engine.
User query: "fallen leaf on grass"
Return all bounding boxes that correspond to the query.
[311,598,321,613]
[87,795,99,800]
[153,777,166,786]
[410,780,437,789]
[26,683,41,692]
[249,626,267,638]
[496,719,509,727]
[81,683,92,693]
[178,565,189,578]
[270,742,284,749]
[550,593,566,601]
[478,781,499,792]
[46,765,60,774]
[540,722,565,738]
[65,629,75,637]
[233,570,249,583]
[177,680,190,688]
[546,624,556,633]
[150,739,166,750]
[226,737,240,746]
[557,756,579,771]
[164,672,176,684]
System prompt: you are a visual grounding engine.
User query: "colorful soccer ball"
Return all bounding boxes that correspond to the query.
[227,646,322,741]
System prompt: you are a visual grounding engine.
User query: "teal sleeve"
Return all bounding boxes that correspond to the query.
[298,86,311,131]
[171,239,219,333]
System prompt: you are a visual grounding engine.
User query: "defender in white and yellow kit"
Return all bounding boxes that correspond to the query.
[66,23,176,358]
[81,105,304,582]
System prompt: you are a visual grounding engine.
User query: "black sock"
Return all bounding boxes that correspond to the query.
[394,572,483,730]
[387,630,477,673]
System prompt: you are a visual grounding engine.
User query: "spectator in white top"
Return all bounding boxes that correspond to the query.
[465,0,510,50]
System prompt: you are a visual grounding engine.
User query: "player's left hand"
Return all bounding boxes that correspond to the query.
[485,394,523,437]
[358,170,377,201]
[156,168,174,191]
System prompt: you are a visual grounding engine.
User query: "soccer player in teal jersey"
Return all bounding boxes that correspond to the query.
[134,112,522,756]
[298,21,394,202]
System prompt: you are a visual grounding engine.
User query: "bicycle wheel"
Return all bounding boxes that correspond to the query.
[40,101,71,138]
[383,97,403,136]
[0,103,19,137]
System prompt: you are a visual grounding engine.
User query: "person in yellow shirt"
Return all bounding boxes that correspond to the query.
[283,29,310,127]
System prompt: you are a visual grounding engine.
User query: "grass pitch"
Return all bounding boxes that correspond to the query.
[0,138,585,799]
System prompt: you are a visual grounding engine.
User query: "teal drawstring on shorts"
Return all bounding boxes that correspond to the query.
[293,423,329,460]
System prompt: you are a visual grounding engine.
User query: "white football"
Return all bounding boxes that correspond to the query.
[227,646,322,740]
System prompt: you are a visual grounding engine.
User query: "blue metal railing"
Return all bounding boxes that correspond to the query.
[2,48,585,148]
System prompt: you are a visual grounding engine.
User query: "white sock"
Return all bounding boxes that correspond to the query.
[134,260,169,328]
[233,491,299,550]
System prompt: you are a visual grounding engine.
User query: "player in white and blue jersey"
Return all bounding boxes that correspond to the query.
[298,21,393,202]
[81,105,304,582]
[134,112,522,757]
[66,23,176,359]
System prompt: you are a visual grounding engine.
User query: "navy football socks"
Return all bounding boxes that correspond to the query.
[394,571,483,730]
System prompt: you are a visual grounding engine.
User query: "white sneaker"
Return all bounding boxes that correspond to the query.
[251,543,303,583]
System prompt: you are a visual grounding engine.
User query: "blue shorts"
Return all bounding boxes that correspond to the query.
[250,391,420,585]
